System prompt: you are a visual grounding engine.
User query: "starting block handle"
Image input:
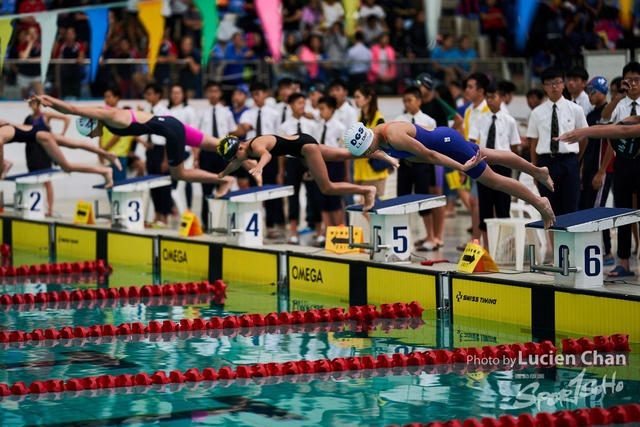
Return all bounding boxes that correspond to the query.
[209,213,244,235]
[348,225,390,254]
[529,245,582,276]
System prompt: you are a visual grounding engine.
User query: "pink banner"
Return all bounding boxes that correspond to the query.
[255,0,283,62]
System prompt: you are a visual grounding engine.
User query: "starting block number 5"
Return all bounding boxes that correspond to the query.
[113,200,142,223]
[230,212,259,236]
[15,190,42,212]
[374,225,410,254]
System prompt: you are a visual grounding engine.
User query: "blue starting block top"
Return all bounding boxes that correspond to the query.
[527,207,640,232]
[347,194,446,215]
[5,169,64,184]
[93,174,172,191]
[208,184,294,203]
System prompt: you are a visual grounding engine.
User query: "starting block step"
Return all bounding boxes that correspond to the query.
[207,185,294,247]
[6,168,67,220]
[347,194,446,263]
[527,207,640,288]
[93,175,172,231]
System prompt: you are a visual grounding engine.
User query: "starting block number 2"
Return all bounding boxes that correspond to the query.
[374,225,410,254]
[230,212,259,237]
[15,190,42,212]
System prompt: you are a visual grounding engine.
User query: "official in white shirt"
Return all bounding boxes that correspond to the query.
[329,79,358,128]
[393,86,439,251]
[142,83,172,225]
[197,81,238,224]
[469,84,520,243]
[278,93,319,244]
[567,67,595,116]
[526,68,587,216]
[238,82,285,229]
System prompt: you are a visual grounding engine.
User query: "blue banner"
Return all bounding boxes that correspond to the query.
[515,0,539,52]
[86,7,109,82]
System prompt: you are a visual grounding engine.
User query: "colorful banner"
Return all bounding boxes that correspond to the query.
[255,0,283,62]
[34,11,58,84]
[86,7,109,83]
[343,0,358,35]
[193,0,218,68]
[619,0,634,29]
[0,18,13,73]
[515,0,539,52]
[137,0,165,76]
[423,0,442,51]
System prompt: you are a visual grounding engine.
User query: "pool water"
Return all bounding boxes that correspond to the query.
[0,258,638,426]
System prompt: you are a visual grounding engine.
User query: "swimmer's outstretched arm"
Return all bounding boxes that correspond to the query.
[557,122,638,143]
[30,94,120,122]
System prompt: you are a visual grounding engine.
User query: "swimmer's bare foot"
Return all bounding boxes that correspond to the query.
[362,186,377,212]
[538,197,556,229]
[1,159,13,179]
[103,168,114,189]
[214,177,234,198]
[536,166,554,192]
[105,153,123,171]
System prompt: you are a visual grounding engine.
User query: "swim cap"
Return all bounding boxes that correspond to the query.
[76,116,98,137]
[586,76,608,95]
[344,122,374,156]
[218,135,240,161]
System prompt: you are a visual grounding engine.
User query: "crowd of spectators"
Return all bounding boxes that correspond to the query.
[1,0,640,100]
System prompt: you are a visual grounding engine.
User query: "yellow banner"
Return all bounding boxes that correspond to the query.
[223,248,277,285]
[160,240,209,278]
[108,233,153,266]
[0,18,13,73]
[289,256,349,298]
[55,226,96,261]
[367,266,437,313]
[137,0,165,76]
[452,278,531,326]
[12,221,48,253]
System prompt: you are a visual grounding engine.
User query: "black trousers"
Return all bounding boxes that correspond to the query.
[612,156,640,259]
[199,150,228,226]
[263,157,285,227]
[478,164,512,232]
[146,145,172,217]
[579,170,613,255]
[396,160,432,217]
[536,153,580,216]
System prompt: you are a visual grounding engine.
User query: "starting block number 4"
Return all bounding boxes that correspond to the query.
[230,212,259,237]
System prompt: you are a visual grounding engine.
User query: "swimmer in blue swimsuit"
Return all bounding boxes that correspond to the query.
[345,121,557,228]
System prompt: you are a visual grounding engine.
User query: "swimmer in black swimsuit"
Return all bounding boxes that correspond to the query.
[0,120,123,188]
[216,133,398,211]
[558,115,640,158]
[29,93,236,195]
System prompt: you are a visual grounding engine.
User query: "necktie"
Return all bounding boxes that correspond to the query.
[550,104,559,155]
[212,107,218,138]
[486,114,496,149]
[320,124,327,144]
[282,106,287,123]
[256,109,262,137]
[632,101,638,116]
[411,116,415,124]
[297,121,302,135]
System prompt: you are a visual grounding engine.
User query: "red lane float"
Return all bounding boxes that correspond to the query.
[384,403,640,427]
[562,334,631,353]
[0,260,112,278]
[0,302,423,350]
[1,330,632,398]
[0,280,227,309]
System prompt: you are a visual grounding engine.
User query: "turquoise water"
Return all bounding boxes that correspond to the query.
[0,263,638,426]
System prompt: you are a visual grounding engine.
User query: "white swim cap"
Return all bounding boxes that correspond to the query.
[344,122,374,156]
[76,116,97,137]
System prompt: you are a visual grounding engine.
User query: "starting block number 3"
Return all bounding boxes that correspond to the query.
[15,190,43,212]
[230,212,259,236]
[374,225,410,254]
[113,200,142,223]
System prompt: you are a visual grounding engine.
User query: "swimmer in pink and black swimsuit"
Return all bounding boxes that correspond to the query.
[30,94,235,194]
[344,121,558,228]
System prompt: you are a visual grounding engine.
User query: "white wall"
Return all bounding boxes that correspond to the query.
[0,96,533,203]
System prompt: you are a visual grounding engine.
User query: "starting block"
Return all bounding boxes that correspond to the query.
[208,185,294,246]
[94,175,172,231]
[527,207,640,288]
[5,168,67,219]
[347,194,446,263]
